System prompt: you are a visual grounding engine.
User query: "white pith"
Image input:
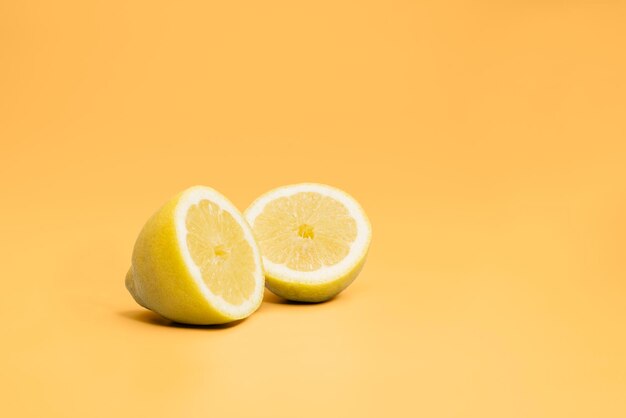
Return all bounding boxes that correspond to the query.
[245,183,371,284]
[175,186,264,318]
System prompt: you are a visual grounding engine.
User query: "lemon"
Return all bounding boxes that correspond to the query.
[125,186,264,324]
[244,183,371,302]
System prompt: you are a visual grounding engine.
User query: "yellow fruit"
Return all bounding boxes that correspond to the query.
[245,183,371,302]
[125,186,264,324]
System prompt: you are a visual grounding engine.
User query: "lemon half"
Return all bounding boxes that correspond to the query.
[126,186,264,324]
[245,183,371,302]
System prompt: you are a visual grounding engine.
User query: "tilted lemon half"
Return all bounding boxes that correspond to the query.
[125,186,264,324]
[244,183,371,302]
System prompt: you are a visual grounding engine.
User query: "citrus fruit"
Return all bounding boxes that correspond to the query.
[125,186,264,324]
[244,183,371,302]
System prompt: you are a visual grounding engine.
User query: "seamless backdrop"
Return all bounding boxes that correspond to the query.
[1,1,626,417]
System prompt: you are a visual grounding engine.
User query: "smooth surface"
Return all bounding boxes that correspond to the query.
[1,1,625,417]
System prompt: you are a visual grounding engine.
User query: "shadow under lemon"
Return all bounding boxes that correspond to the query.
[261,288,343,305]
[118,289,342,328]
[117,310,245,329]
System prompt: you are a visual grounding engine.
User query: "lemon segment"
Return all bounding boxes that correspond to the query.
[245,183,371,302]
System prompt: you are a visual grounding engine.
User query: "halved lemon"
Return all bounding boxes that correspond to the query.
[244,183,371,302]
[125,186,264,324]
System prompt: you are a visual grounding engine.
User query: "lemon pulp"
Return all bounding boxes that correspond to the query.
[186,199,256,305]
[251,192,358,272]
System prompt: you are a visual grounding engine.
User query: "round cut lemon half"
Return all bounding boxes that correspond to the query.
[245,183,371,302]
[126,186,264,324]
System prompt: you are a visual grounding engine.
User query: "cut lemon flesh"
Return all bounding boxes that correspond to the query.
[245,183,371,302]
[253,192,358,271]
[186,199,256,305]
[126,186,264,324]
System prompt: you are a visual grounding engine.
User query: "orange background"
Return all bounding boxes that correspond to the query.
[1,1,626,417]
